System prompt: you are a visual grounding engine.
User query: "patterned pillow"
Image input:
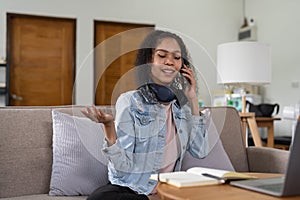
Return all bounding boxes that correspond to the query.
[49,111,109,196]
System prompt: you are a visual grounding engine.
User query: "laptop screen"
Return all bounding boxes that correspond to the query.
[282,120,300,196]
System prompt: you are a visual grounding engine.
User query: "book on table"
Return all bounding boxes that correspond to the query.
[150,167,256,188]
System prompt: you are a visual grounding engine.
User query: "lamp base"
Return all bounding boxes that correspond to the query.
[239,93,262,147]
[242,95,246,113]
[239,112,262,147]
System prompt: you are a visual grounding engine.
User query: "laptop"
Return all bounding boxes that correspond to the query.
[230,121,300,197]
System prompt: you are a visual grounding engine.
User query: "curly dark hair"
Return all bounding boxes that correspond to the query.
[135,30,192,87]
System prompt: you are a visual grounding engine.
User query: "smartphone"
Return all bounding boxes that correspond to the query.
[179,58,191,89]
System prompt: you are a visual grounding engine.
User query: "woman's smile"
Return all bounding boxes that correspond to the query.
[161,67,176,75]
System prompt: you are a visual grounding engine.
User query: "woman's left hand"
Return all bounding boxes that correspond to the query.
[180,66,197,100]
[181,65,200,116]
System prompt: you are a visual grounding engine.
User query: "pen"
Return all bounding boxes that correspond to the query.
[201,173,226,183]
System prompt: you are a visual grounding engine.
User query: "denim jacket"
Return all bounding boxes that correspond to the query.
[102,85,209,195]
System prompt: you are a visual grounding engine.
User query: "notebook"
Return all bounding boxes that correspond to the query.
[230,121,300,197]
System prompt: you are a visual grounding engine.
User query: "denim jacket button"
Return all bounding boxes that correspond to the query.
[179,129,183,134]
[142,117,147,124]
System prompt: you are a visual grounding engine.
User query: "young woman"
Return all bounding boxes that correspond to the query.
[82,30,209,200]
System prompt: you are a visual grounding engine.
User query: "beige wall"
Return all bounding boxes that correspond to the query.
[246,0,300,136]
[0,0,243,106]
[1,0,299,136]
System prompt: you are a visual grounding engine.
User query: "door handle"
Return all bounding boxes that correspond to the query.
[11,94,23,101]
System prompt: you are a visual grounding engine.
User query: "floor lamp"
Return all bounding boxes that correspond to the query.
[217,41,271,147]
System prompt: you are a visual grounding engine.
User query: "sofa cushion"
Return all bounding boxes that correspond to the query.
[184,106,249,172]
[208,107,249,172]
[0,108,53,198]
[49,111,109,196]
[0,194,87,200]
[182,120,235,171]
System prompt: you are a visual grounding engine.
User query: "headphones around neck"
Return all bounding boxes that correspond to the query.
[148,83,176,103]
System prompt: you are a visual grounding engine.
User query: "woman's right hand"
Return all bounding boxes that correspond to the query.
[81,105,117,145]
[81,105,114,125]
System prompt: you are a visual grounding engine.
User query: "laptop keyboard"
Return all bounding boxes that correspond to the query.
[258,183,282,192]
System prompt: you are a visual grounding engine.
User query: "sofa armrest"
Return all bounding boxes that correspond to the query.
[246,147,289,173]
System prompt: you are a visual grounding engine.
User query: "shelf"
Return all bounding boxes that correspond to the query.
[0,62,7,106]
[0,87,6,95]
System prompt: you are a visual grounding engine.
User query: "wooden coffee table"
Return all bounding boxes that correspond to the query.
[156,173,300,200]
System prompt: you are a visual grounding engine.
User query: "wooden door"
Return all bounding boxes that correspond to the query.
[7,14,76,106]
[94,21,154,105]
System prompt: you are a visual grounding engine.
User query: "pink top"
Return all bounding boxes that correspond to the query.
[159,103,179,173]
[151,104,180,194]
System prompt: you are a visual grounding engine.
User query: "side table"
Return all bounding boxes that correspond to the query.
[255,117,281,148]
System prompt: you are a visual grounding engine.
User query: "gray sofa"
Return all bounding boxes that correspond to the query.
[0,106,289,199]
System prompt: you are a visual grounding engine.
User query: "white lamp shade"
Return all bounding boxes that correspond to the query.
[217,41,271,84]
